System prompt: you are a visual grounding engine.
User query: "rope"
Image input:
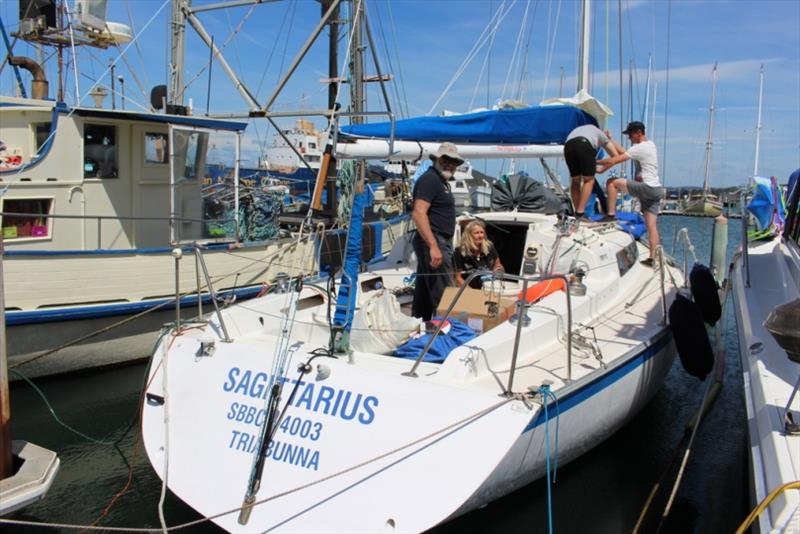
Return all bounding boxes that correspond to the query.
[540,384,560,534]
[735,481,800,534]
[9,369,117,445]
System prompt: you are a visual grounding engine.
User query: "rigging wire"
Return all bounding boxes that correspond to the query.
[500,0,532,103]
[661,0,673,187]
[428,0,516,115]
[123,0,152,102]
[386,0,410,119]
[540,0,562,101]
[468,1,505,111]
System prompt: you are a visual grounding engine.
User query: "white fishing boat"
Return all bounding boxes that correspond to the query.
[0,1,405,378]
[730,67,800,534]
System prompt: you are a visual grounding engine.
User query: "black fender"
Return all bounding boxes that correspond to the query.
[669,292,714,380]
[690,263,722,326]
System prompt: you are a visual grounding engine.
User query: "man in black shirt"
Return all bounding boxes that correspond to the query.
[411,142,460,320]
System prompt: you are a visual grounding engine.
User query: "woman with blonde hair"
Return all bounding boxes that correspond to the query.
[454,220,504,289]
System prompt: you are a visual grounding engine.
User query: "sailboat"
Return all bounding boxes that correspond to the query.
[729,66,800,533]
[139,2,687,531]
[683,64,724,217]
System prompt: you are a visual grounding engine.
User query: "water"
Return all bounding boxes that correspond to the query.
[6,215,749,533]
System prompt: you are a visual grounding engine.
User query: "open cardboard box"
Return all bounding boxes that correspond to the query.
[436,286,517,334]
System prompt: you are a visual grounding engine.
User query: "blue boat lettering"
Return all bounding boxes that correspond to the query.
[223,367,379,424]
[227,402,267,426]
[279,415,323,441]
[228,430,320,471]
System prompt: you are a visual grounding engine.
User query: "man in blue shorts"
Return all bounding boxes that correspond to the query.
[597,121,664,266]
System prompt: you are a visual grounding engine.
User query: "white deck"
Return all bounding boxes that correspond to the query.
[732,237,800,534]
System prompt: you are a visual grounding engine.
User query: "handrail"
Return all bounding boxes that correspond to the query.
[0,210,230,225]
[402,270,573,390]
[193,244,232,342]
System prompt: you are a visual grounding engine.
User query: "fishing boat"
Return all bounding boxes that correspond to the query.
[139,2,695,529]
[683,64,723,217]
[0,1,404,378]
[730,67,800,534]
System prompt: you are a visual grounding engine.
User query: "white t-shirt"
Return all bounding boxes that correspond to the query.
[627,140,660,187]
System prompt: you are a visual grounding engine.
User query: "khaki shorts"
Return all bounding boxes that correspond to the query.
[627,181,664,214]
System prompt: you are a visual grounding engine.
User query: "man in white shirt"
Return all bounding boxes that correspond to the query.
[597,121,664,266]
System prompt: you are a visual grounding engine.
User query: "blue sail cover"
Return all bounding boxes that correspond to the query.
[340,105,597,144]
[747,176,786,232]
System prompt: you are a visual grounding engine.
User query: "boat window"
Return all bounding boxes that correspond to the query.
[83,124,118,178]
[33,122,52,154]
[172,129,208,181]
[144,132,168,164]
[1,198,52,240]
[306,155,321,163]
[309,142,317,149]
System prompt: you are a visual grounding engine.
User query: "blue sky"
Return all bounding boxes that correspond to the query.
[2,0,798,187]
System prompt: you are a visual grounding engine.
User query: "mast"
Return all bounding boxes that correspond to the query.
[701,63,718,198]
[753,64,764,178]
[169,0,188,107]
[577,0,591,93]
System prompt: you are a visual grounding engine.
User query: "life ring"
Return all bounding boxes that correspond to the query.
[689,263,721,326]
[518,278,567,304]
[668,291,713,380]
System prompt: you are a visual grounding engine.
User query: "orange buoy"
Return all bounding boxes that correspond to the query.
[519,278,567,304]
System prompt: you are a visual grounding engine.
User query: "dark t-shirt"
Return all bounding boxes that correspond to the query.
[413,167,456,238]
[453,243,499,289]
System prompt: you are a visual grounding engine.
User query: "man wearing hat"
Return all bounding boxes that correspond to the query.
[410,142,460,320]
[597,121,664,266]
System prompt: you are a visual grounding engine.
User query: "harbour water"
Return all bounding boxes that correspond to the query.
[6,215,749,533]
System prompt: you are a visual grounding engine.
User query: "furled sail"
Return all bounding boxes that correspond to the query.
[340,105,596,144]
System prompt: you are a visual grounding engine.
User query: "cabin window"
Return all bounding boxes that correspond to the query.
[1,198,52,239]
[83,124,118,178]
[308,142,317,149]
[306,155,321,163]
[172,129,208,181]
[34,122,52,154]
[144,132,168,164]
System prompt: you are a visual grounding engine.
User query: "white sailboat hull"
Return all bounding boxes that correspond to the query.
[731,237,800,533]
[141,212,682,532]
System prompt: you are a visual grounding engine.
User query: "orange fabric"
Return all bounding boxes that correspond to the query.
[518,278,567,303]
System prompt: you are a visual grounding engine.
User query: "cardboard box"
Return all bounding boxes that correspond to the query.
[436,287,517,334]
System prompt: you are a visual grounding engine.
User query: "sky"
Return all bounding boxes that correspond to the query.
[2,0,799,187]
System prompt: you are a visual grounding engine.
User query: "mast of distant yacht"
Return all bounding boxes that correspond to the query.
[753,64,764,178]
[701,63,718,200]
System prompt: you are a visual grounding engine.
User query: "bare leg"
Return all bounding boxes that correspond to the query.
[644,211,660,259]
[577,176,595,214]
[570,176,581,213]
[606,178,628,215]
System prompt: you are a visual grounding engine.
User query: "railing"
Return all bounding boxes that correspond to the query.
[170,243,233,342]
[403,270,574,394]
[0,211,237,248]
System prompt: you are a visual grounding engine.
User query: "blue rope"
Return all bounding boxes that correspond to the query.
[540,384,561,534]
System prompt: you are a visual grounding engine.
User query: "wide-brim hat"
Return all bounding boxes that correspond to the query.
[430,142,465,164]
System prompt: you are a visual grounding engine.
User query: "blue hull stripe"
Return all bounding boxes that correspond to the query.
[522,331,673,433]
[5,286,264,326]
